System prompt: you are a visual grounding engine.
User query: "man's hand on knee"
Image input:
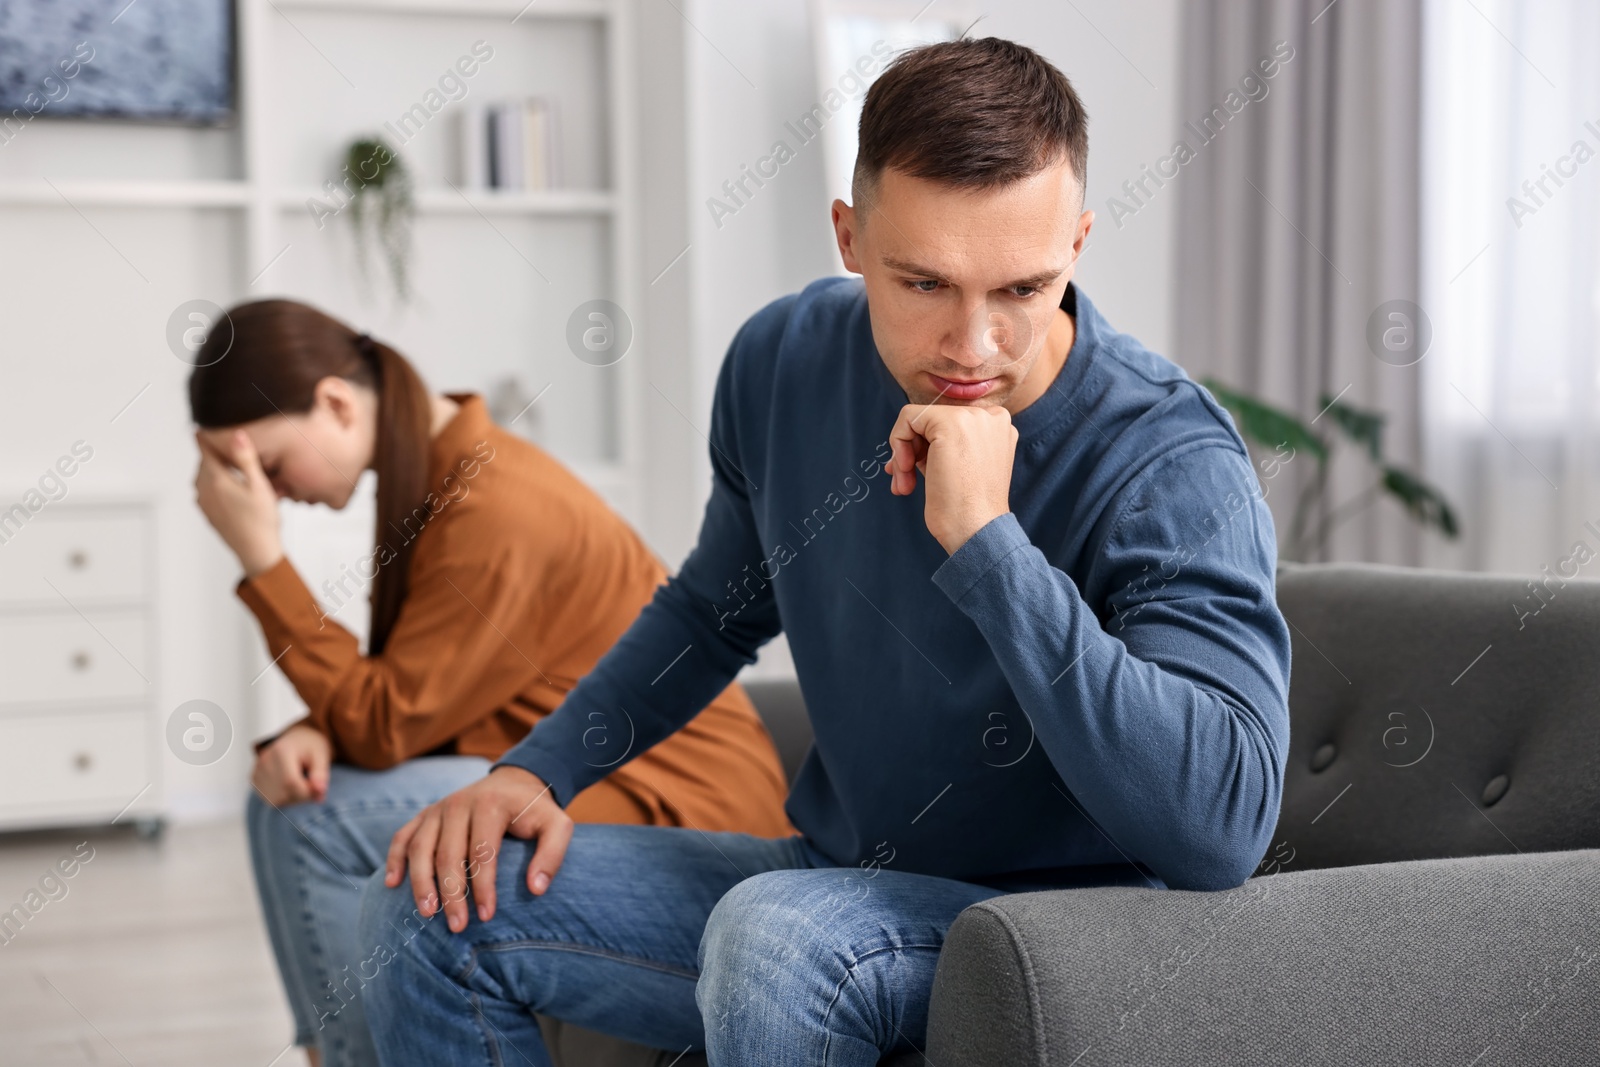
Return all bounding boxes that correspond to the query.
[382,766,573,933]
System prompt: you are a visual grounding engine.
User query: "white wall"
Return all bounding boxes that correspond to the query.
[633,0,701,567]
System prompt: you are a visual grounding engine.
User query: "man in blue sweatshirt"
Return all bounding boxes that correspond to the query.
[358,36,1290,1066]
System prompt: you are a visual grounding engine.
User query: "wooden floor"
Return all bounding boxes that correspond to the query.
[0,818,301,1066]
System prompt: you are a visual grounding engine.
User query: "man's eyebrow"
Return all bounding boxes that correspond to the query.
[1005,268,1066,290]
[881,255,949,281]
[879,255,1064,291]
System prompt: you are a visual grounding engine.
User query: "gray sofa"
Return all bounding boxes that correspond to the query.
[542,563,1600,1065]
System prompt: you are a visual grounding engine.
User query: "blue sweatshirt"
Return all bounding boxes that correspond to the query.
[499,279,1291,893]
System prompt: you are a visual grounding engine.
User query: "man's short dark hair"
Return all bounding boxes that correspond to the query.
[853,36,1089,213]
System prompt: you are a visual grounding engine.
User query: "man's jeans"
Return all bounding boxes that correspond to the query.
[246,756,492,1067]
[355,823,1007,1066]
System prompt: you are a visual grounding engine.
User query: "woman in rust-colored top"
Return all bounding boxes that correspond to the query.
[189,298,790,1067]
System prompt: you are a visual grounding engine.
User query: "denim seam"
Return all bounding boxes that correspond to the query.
[448,953,512,1067]
[279,801,390,1060]
[288,838,356,1061]
[467,990,506,1067]
[819,942,944,1064]
[249,800,320,1048]
[468,938,702,983]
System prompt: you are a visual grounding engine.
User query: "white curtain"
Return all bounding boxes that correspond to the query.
[1421,0,1600,576]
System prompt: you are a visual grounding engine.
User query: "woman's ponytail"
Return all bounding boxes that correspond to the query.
[359,334,432,655]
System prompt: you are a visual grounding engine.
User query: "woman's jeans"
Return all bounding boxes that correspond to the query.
[246,756,492,1067]
[355,822,1008,1066]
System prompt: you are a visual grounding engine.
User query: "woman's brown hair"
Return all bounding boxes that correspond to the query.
[188,299,432,655]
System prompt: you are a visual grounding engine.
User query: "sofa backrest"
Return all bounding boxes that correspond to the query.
[1275,562,1600,871]
[743,562,1600,874]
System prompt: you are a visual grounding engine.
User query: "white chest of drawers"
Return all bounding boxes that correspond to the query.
[0,500,161,833]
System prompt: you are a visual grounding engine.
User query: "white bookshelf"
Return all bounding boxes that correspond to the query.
[0,180,619,216]
[0,179,251,207]
[280,187,618,214]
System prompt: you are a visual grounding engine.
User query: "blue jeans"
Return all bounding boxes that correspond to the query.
[246,756,492,1067]
[355,823,1006,1066]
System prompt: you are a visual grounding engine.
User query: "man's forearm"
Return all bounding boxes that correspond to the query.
[494,569,773,805]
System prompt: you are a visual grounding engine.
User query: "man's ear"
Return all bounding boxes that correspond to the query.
[832,199,865,275]
[1058,208,1095,290]
[1073,208,1095,259]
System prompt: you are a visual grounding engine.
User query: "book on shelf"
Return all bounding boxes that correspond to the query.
[458,98,561,192]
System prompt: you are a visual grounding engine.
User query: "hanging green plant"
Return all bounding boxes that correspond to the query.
[1202,378,1461,561]
[342,136,414,304]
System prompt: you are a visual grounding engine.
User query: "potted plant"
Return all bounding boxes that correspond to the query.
[1202,379,1460,561]
[342,136,414,304]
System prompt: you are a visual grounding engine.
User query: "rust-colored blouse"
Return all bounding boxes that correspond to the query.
[237,394,793,837]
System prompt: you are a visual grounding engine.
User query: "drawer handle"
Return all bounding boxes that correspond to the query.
[73,752,92,772]
[67,549,90,570]
[70,650,92,672]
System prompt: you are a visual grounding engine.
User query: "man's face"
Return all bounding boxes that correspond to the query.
[833,160,1093,408]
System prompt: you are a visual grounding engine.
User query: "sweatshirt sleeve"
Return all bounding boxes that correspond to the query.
[237,550,551,769]
[494,319,785,805]
[930,442,1291,891]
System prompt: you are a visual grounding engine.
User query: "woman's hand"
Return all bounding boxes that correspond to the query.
[194,429,284,578]
[252,723,333,807]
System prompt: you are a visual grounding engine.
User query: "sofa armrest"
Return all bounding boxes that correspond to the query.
[927,849,1599,1066]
